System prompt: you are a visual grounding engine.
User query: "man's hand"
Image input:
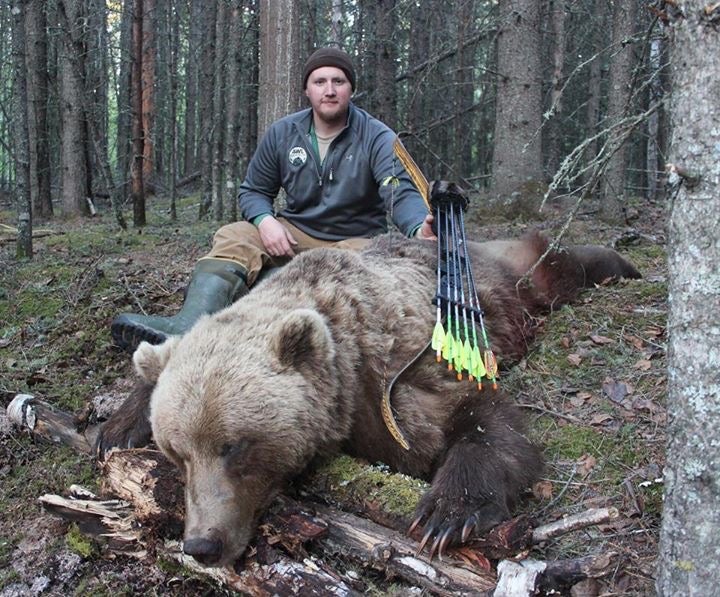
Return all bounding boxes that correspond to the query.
[258,216,298,257]
[415,213,437,241]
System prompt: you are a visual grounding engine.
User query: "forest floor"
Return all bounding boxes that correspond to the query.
[0,191,667,596]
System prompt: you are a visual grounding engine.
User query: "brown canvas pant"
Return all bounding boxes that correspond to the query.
[200,218,371,285]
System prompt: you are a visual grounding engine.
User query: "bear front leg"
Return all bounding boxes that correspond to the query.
[95,380,154,459]
[411,396,542,558]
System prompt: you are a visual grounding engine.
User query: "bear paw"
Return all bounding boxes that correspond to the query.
[95,410,152,460]
[409,492,509,560]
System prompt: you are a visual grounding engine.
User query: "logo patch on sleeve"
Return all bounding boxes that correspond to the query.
[289,147,307,166]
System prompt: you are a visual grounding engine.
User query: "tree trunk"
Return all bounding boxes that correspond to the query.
[645,31,667,203]
[130,0,146,226]
[58,0,90,217]
[582,0,607,189]
[183,0,203,177]
[116,0,133,201]
[11,0,32,258]
[257,0,302,139]
[25,0,52,220]
[211,1,228,222]
[371,0,397,129]
[491,0,544,205]
[166,0,179,221]
[406,0,431,170]
[197,0,217,219]
[224,0,244,223]
[330,0,343,44]
[454,0,475,180]
[599,0,639,222]
[656,4,720,594]
[85,0,109,197]
[544,0,567,178]
[141,0,155,187]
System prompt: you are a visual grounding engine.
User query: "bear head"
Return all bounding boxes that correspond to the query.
[133,307,346,567]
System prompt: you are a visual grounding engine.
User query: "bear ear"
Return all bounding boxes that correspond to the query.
[133,337,180,383]
[273,309,333,371]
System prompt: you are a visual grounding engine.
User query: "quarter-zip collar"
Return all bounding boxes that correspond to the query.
[297,105,354,187]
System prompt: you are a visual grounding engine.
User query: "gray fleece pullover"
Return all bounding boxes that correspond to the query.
[238,104,428,240]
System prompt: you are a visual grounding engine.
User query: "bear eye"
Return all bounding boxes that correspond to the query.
[220,440,250,460]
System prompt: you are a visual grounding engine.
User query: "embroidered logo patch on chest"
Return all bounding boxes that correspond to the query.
[289,147,307,166]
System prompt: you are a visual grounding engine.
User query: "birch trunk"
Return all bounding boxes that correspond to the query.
[657,4,720,593]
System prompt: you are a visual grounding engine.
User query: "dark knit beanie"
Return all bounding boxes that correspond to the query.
[302,47,356,91]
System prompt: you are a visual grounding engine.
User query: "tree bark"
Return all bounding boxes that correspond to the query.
[656,4,720,594]
[211,1,228,222]
[11,0,32,258]
[182,0,203,177]
[141,0,155,186]
[544,0,567,178]
[115,0,134,202]
[599,0,639,222]
[58,0,90,217]
[491,0,544,204]
[454,0,476,180]
[224,0,244,223]
[130,0,146,226]
[197,0,217,219]
[257,0,302,139]
[25,0,52,220]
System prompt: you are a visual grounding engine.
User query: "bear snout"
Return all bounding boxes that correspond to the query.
[182,535,224,567]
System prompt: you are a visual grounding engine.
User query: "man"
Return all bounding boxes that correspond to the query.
[112,47,435,352]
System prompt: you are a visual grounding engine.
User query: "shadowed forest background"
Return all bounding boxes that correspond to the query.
[2,0,668,238]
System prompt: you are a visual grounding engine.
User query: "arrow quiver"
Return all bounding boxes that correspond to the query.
[429,181,497,390]
[381,177,500,453]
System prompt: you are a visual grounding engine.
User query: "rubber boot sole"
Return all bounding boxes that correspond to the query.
[111,314,169,353]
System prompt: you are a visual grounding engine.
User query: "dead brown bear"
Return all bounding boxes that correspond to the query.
[97,232,639,567]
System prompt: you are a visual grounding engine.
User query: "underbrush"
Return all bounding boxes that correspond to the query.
[0,194,667,594]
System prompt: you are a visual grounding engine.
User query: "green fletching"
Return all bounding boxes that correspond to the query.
[442,331,454,361]
[462,339,472,371]
[472,346,486,378]
[453,342,463,372]
[431,321,445,351]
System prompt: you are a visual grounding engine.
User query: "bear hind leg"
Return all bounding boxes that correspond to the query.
[411,396,542,558]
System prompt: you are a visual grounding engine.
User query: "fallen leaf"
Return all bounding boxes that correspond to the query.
[644,326,665,338]
[602,379,629,402]
[567,353,583,366]
[578,454,597,475]
[590,334,614,345]
[560,336,572,348]
[634,359,652,371]
[590,413,614,426]
[533,480,553,500]
[624,334,645,350]
[569,395,586,408]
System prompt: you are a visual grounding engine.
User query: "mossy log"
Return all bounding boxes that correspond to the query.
[9,394,619,595]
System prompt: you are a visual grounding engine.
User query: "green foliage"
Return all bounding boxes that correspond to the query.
[65,524,97,559]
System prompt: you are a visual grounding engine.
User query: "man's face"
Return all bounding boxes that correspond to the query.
[305,66,352,125]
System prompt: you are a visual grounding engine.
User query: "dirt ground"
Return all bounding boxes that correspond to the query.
[0,193,667,596]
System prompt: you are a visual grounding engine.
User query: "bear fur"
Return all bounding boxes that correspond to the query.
[97,232,640,567]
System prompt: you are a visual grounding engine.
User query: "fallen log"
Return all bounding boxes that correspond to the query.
[9,394,622,595]
[99,449,498,594]
[38,488,358,596]
[493,551,618,596]
[531,507,620,544]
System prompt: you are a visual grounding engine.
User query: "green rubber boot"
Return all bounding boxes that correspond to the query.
[111,259,249,352]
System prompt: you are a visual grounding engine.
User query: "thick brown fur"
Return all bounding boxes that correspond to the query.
[96,232,640,567]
